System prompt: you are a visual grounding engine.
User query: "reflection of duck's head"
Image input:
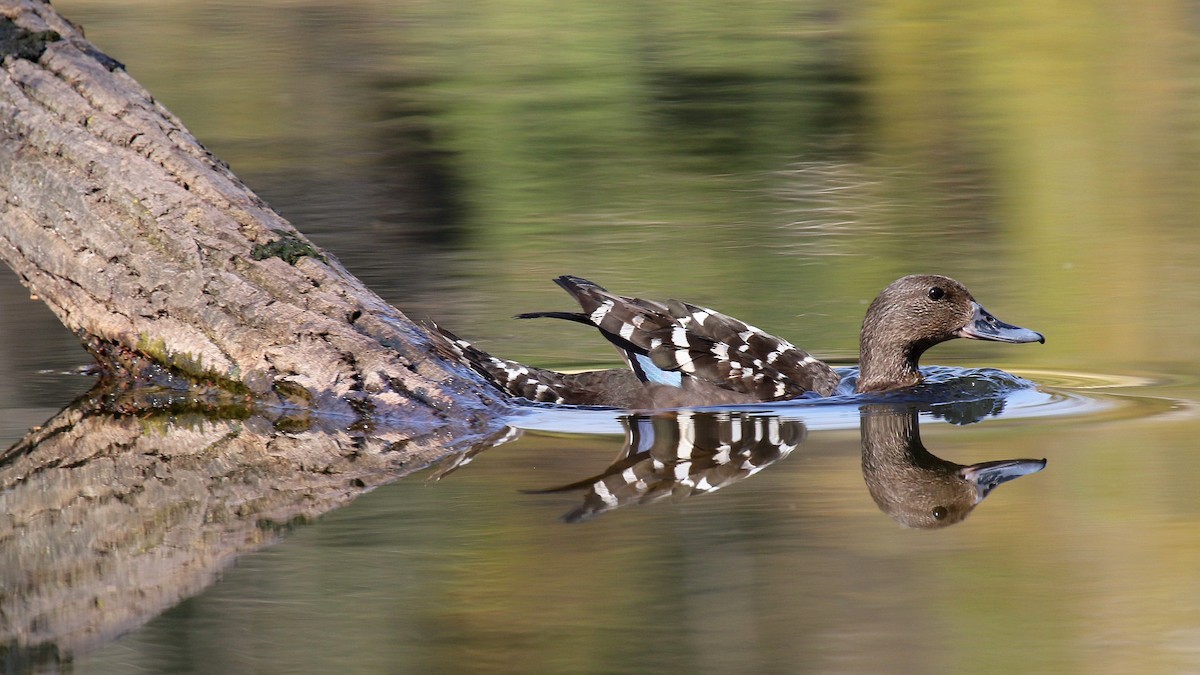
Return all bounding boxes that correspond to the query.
[861,406,1045,529]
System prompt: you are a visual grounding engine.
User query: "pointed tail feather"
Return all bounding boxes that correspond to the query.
[427,322,571,403]
[515,311,591,325]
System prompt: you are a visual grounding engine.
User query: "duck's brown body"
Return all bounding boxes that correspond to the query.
[432,275,1043,409]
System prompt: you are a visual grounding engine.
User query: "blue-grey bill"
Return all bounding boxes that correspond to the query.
[956,301,1045,344]
[962,458,1048,502]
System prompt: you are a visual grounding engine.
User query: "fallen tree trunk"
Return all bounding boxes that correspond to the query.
[0,3,524,659]
[0,0,501,435]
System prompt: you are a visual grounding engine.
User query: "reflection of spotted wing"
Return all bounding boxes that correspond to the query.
[547,275,840,399]
[530,412,807,523]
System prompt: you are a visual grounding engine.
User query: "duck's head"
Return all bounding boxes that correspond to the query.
[857,275,1044,393]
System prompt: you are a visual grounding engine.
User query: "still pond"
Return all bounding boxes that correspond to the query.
[3,1,1200,672]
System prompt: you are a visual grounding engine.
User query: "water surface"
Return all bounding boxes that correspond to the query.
[4,1,1200,672]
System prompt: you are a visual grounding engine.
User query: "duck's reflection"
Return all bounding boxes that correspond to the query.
[860,404,1046,528]
[0,394,1046,662]
[527,412,805,523]
[516,403,1045,525]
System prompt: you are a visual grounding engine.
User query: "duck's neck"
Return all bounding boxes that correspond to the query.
[856,340,923,393]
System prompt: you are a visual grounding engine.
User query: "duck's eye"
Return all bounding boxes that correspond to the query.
[932,506,948,520]
[928,287,945,301]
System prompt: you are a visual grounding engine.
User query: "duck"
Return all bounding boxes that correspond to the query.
[431,274,1044,409]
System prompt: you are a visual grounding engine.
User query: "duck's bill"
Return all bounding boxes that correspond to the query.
[956,301,1045,344]
[961,458,1048,502]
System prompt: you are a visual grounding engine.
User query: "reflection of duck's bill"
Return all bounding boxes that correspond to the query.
[961,458,1048,502]
[955,301,1045,344]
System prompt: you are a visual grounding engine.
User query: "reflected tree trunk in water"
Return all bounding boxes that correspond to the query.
[0,386,470,662]
[0,0,499,433]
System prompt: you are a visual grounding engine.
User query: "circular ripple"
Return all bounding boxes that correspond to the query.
[1013,369,1161,390]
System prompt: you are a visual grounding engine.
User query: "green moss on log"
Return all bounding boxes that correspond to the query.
[250,234,326,266]
[0,17,60,62]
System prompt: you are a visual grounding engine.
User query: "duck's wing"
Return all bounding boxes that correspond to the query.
[529,275,840,400]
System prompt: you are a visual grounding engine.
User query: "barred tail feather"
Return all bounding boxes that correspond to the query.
[427,323,570,404]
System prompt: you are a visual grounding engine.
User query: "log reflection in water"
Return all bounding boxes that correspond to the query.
[0,389,487,664]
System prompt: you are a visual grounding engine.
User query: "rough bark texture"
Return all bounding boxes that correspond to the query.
[0,0,502,434]
[0,0,519,662]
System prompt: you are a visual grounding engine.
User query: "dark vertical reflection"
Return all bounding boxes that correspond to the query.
[636,6,868,167]
[370,75,468,248]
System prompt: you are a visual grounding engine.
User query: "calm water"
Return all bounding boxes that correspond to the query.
[3,1,1200,672]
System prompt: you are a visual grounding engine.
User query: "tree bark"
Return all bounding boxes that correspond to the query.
[0,0,501,435]
[0,2,528,659]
